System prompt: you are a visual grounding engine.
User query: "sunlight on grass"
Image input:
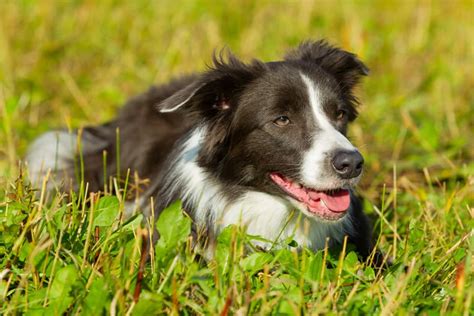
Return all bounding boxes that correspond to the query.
[0,1,472,314]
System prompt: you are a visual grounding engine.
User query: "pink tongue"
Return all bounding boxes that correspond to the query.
[318,190,350,212]
[271,173,351,213]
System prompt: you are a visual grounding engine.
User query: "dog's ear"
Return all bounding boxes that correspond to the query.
[157,50,266,167]
[285,40,369,91]
[157,50,265,115]
[158,80,206,113]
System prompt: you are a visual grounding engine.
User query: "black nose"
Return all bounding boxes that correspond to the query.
[331,150,364,179]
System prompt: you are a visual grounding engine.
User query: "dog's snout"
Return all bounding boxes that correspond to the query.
[331,150,364,179]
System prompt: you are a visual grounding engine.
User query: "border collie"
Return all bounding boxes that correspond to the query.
[27,40,376,260]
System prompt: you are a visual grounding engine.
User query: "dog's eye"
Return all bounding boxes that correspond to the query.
[336,109,347,120]
[273,116,290,127]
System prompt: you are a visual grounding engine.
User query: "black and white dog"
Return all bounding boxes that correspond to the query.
[27,40,377,260]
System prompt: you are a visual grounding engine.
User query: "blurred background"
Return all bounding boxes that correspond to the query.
[0,0,472,202]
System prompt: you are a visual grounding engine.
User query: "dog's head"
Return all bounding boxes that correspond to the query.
[158,40,368,221]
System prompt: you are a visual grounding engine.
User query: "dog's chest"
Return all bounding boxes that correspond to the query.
[205,191,351,251]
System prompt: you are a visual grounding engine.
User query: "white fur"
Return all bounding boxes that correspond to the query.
[124,196,147,218]
[300,73,356,189]
[26,131,77,188]
[219,191,351,250]
[166,127,351,252]
[163,127,229,228]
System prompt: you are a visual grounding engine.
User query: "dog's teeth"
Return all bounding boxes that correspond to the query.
[294,183,302,189]
[321,199,327,208]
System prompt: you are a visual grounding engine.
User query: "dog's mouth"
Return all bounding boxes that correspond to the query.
[270,172,351,221]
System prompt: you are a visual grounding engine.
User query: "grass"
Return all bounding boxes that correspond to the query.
[0,0,473,314]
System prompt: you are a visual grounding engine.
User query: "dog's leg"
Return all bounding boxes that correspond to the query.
[346,194,389,268]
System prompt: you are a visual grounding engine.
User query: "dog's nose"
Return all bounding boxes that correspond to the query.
[331,150,364,179]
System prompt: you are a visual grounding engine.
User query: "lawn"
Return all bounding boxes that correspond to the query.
[0,1,472,314]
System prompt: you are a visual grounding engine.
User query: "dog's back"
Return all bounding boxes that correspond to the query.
[27,75,196,193]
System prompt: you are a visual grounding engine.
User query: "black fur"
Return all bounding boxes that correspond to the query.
[28,40,379,261]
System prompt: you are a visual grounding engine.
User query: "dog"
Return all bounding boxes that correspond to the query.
[27,40,377,260]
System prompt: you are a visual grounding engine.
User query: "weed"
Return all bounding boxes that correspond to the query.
[0,1,472,314]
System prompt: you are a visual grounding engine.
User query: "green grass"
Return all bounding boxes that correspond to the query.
[0,1,473,314]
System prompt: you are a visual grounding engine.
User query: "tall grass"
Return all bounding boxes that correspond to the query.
[0,1,472,314]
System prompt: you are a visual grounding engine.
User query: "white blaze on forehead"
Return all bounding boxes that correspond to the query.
[300,73,356,187]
